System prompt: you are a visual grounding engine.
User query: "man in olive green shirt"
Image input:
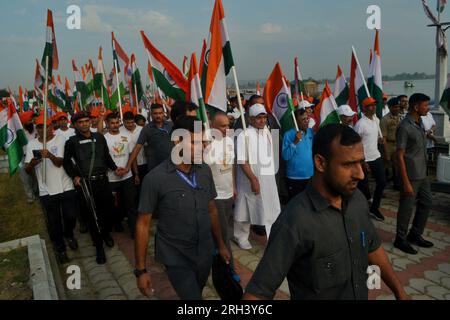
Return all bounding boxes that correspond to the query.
[380,97,402,189]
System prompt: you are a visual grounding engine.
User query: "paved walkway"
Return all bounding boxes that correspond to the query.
[59,185,450,300]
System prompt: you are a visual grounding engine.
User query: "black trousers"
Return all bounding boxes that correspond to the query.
[286,178,310,201]
[215,198,234,269]
[40,190,77,253]
[358,157,386,212]
[110,177,138,236]
[83,176,114,247]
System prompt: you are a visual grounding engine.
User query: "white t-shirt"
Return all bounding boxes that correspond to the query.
[120,126,147,166]
[56,127,76,141]
[205,136,235,200]
[25,135,74,196]
[421,112,436,149]
[104,131,133,182]
[354,114,382,162]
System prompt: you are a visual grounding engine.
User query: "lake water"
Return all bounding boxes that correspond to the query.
[382,79,436,100]
[315,78,439,105]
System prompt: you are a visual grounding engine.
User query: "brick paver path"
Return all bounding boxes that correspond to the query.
[60,185,449,300]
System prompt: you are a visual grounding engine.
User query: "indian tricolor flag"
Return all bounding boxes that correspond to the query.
[130,54,144,109]
[367,30,383,118]
[111,32,130,80]
[0,100,28,175]
[34,59,45,92]
[18,86,29,112]
[72,60,93,108]
[256,81,261,95]
[263,63,296,133]
[349,48,368,116]
[141,30,187,101]
[64,77,74,112]
[199,39,207,92]
[182,56,189,75]
[41,9,58,79]
[314,81,340,129]
[203,0,235,112]
[333,65,349,106]
[187,53,208,124]
[294,57,308,99]
[94,47,112,110]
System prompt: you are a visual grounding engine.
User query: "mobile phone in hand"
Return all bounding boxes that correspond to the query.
[32,150,42,160]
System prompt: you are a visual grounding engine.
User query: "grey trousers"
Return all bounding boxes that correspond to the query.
[215,198,235,269]
[165,257,212,300]
[396,178,432,240]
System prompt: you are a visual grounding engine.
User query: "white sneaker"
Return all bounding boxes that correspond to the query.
[233,238,252,250]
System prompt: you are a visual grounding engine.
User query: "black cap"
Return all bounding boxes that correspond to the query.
[71,111,91,123]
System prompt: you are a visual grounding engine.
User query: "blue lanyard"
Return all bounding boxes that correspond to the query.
[175,170,199,190]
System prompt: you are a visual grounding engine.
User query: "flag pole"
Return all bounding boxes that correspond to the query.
[42,55,49,183]
[114,60,124,121]
[231,66,247,133]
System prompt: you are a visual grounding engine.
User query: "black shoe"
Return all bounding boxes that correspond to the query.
[104,235,114,248]
[394,238,418,255]
[96,246,106,264]
[67,237,79,251]
[370,209,385,221]
[79,222,88,234]
[57,251,70,264]
[407,233,434,248]
[251,225,266,236]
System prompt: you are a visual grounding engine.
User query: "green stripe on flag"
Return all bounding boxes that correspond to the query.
[223,42,234,76]
[320,110,341,127]
[335,86,349,106]
[153,68,186,101]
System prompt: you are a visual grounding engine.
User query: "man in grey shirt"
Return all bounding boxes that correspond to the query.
[244,124,408,300]
[126,103,173,174]
[134,116,230,300]
[394,93,434,255]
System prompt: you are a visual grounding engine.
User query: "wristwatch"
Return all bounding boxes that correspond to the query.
[133,268,147,278]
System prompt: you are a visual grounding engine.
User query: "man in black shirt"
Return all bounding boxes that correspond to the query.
[63,111,127,264]
[244,124,408,300]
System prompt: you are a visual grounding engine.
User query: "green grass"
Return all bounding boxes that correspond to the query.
[0,173,47,243]
[0,247,32,300]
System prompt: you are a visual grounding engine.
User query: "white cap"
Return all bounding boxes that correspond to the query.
[249,103,267,117]
[298,100,314,110]
[337,104,356,117]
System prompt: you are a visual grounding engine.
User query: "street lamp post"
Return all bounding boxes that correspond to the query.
[428,21,450,111]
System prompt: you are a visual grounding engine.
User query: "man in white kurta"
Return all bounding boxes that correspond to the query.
[234,104,281,250]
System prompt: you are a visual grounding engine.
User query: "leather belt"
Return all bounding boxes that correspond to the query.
[85,173,107,181]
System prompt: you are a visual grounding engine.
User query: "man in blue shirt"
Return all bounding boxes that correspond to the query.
[282,108,314,200]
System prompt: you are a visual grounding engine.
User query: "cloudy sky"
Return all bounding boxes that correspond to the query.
[0,0,448,89]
